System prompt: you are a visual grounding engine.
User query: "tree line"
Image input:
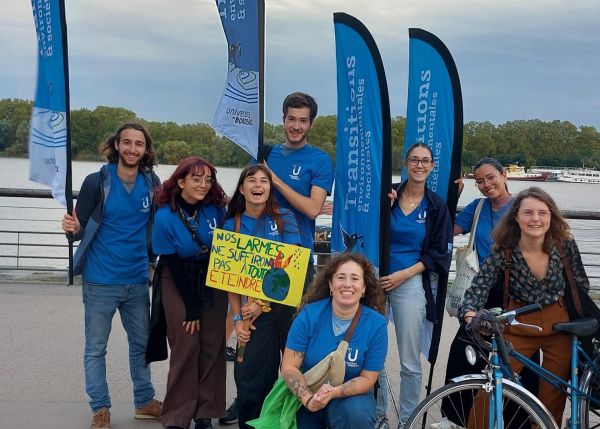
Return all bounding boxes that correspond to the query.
[2,98,599,171]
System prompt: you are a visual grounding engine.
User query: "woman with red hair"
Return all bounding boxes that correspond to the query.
[147,156,228,429]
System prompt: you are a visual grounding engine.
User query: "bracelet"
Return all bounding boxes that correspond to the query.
[232,314,243,323]
[303,394,314,408]
[407,267,414,278]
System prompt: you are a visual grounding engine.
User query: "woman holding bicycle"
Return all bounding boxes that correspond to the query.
[459,186,591,426]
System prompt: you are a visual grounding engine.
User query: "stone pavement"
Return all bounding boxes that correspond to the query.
[0,277,458,428]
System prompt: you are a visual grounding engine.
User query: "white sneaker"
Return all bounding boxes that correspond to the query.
[428,418,465,429]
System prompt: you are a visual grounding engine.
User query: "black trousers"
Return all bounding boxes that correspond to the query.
[234,303,295,428]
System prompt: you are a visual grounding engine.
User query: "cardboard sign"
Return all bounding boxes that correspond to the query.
[206,228,310,307]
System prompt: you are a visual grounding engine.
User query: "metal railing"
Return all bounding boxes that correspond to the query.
[1,188,599,295]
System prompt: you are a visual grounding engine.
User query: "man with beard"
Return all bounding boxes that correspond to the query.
[62,123,162,429]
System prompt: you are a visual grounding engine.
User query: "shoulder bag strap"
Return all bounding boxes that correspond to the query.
[467,198,486,253]
[234,213,241,233]
[343,305,363,342]
[503,248,512,310]
[555,239,583,316]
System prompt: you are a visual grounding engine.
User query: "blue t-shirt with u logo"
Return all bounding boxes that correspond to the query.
[84,164,150,284]
[389,199,429,272]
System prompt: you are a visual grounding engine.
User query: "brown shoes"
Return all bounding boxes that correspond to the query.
[134,398,163,419]
[90,407,110,429]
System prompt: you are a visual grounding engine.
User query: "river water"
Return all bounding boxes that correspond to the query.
[0,157,599,279]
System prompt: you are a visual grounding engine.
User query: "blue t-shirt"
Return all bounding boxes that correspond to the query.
[455,198,512,264]
[222,208,301,245]
[84,164,150,284]
[389,199,429,272]
[153,204,225,260]
[267,144,334,252]
[286,299,388,381]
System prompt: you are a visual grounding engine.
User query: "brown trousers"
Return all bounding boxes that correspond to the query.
[160,267,228,428]
[469,299,571,428]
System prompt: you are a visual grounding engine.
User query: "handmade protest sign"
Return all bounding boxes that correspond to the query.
[206,228,310,307]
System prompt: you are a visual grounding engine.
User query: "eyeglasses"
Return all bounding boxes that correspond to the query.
[475,173,500,187]
[191,176,214,186]
[408,157,432,167]
[518,209,551,219]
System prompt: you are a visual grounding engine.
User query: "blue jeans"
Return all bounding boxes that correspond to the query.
[387,273,428,423]
[82,281,155,411]
[296,393,376,428]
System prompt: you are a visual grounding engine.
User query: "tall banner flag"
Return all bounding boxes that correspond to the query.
[331,13,392,277]
[28,0,72,209]
[403,28,463,389]
[211,0,265,161]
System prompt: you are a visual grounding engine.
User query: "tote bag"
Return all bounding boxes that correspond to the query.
[445,198,485,317]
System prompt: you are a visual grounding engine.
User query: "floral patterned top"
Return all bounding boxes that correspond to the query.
[459,238,589,318]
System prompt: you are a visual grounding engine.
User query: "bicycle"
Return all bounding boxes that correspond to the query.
[405,303,600,429]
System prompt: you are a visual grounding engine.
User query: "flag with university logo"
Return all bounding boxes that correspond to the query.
[28,0,72,207]
[211,0,264,160]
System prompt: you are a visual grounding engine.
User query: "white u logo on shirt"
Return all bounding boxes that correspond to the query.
[347,348,359,362]
[292,165,302,176]
[142,196,149,209]
[207,218,217,230]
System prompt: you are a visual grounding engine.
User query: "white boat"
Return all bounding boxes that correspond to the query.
[530,166,600,184]
[556,168,600,184]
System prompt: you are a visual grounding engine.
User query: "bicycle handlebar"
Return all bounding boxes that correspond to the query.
[512,303,542,317]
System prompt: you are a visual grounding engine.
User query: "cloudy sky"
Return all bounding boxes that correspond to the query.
[2,0,599,129]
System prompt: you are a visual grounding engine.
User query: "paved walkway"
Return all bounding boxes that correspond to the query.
[0,276,458,428]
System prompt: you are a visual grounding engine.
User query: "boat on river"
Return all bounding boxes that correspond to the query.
[530,166,600,184]
[504,164,549,181]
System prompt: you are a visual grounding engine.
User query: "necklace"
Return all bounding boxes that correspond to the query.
[404,192,423,209]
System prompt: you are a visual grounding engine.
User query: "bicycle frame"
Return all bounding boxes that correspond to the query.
[482,331,600,428]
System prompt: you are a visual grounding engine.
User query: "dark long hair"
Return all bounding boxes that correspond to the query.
[154,156,227,210]
[99,122,157,170]
[473,157,509,192]
[300,253,385,315]
[224,165,287,233]
[492,187,571,253]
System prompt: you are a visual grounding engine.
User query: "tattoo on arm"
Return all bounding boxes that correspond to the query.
[339,379,357,397]
[283,370,310,400]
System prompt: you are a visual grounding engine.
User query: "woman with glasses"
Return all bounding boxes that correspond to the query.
[147,156,228,429]
[378,143,453,427]
[459,187,590,426]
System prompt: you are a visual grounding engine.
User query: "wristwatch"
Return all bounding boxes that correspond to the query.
[232,314,243,323]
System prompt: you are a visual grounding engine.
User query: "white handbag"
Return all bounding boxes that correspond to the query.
[445,198,485,317]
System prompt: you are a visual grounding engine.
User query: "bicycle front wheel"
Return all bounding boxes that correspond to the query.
[405,379,556,429]
[580,353,600,429]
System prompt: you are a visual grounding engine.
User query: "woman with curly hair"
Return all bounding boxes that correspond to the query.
[281,253,388,428]
[223,164,301,429]
[147,156,228,429]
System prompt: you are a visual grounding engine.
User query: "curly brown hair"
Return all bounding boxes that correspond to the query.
[299,253,385,315]
[99,122,157,170]
[492,186,571,253]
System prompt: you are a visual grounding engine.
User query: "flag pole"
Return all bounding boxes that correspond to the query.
[257,0,265,163]
[58,0,74,286]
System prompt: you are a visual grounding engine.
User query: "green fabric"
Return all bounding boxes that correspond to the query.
[247,377,301,429]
